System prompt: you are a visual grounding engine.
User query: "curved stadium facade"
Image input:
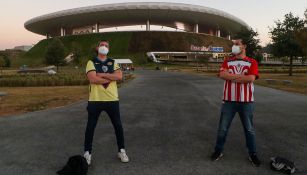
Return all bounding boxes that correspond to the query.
[24,2,248,39]
[24,2,250,63]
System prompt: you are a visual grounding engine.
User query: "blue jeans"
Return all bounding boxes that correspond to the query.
[214,101,257,155]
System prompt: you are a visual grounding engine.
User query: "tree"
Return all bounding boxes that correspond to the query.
[262,43,273,54]
[71,42,82,65]
[3,54,11,67]
[254,51,263,64]
[45,38,66,72]
[296,28,307,64]
[0,57,5,75]
[233,27,261,58]
[295,9,307,64]
[269,12,305,76]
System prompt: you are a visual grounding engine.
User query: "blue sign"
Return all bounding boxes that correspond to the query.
[210,47,224,52]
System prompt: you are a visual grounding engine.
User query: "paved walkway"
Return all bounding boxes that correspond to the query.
[1,70,306,175]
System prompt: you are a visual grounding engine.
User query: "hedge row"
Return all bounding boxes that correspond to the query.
[0,74,88,87]
[0,73,132,87]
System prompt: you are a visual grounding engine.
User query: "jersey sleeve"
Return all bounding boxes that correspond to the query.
[249,59,259,79]
[114,62,120,71]
[86,60,96,74]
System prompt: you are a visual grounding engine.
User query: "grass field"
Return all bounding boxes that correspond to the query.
[0,71,135,117]
[0,86,88,117]
[255,73,307,95]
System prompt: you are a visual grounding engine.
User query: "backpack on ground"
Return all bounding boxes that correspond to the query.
[57,155,88,175]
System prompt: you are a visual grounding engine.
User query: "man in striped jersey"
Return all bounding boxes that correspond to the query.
[211,39,261,167]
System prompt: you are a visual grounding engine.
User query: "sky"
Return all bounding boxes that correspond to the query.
[0,0,306,50]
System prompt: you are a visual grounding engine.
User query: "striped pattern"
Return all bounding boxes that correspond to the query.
[221,57,258,102]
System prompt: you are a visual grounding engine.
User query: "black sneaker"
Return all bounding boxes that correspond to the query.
[249,154,261,167]
[211,151,223,161]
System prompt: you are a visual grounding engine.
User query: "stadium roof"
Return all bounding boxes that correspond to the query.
[24,2,249,36]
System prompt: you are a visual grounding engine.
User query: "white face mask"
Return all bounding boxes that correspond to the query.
[98,46,109,55]
[232,45,241,55]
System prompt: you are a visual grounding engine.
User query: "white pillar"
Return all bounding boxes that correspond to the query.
[146,20,150,31]
[194,24,199,33]
[60,27,65,36]
[227,35,231,40]
[95,23,99,33]
[216,29,221,37]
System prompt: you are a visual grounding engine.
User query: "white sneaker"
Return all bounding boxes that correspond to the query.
[84,151,92,165]
[117,149,129,163]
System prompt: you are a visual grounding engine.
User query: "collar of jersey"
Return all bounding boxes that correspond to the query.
[233,56,248,60]
[95,57,109,63]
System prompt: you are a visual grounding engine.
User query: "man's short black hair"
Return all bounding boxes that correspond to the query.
[241,39,248,46]
[97,40,109,47]
[234,38,247,46]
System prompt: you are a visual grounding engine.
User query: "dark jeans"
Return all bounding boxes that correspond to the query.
[84,101,125,153]
[214,101,257,155]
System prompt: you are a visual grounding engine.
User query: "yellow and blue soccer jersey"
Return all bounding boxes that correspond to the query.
[86,58,120,101]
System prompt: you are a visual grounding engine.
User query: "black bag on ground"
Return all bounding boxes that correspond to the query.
[57,155,88,175]
[270,156,296,174]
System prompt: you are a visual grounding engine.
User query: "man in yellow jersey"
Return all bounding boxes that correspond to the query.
[83,40,129,165]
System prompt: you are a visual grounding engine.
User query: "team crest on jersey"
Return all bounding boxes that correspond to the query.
[107,61,113,66]
[101,65,108,72]
[228,60,251,74]
[235,63,243,73]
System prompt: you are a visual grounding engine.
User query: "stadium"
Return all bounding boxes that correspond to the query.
[24,2,249,63]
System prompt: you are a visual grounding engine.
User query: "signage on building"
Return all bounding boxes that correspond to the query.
[190,44,224,52]
[73,26,93,35]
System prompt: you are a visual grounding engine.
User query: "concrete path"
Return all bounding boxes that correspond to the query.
[0,70,306,175]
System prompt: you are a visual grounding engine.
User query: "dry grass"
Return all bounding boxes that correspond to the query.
[255,73,307,95]
[0,86,88,117]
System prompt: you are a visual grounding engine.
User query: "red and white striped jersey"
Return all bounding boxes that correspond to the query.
[220,57,259,102]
